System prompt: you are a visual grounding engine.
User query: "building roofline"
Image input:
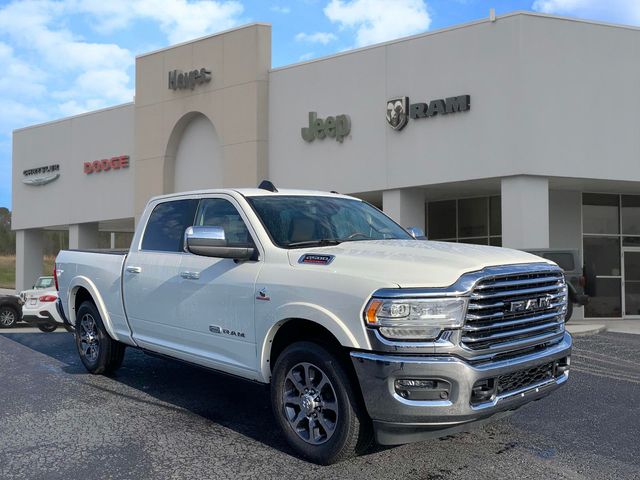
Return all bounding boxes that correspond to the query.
[12,102,134,134]
[136,22,271,59]
[271,10,640,73]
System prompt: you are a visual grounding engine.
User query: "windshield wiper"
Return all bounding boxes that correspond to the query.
[285,239,343,248]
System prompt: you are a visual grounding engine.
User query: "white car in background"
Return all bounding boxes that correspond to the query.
[19,276,56,302]
[20,276,63,332]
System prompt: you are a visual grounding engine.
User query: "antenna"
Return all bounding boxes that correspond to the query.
[258,180,278,192]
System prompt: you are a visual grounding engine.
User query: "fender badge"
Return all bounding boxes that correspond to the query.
[256,287,270,301]
[299,254,335,265]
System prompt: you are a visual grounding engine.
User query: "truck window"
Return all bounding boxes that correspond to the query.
[141,199,199,252]
[195,198,253,247]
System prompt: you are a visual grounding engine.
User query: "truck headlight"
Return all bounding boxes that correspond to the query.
[364,297,467,340]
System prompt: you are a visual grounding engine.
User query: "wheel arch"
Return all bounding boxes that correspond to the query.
[67,277,119,341]
[259,303,365,382]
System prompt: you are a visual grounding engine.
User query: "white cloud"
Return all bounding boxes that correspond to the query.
[324,0,431,47]
[74,0,245,44]
[271,5,291,14]
[295,32,338,44]
[299,52,315,61]
[532,0,640,25]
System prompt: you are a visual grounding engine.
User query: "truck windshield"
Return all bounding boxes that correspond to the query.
[246,196,413,248]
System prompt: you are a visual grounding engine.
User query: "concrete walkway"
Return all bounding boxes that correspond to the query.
[570,319,640,335]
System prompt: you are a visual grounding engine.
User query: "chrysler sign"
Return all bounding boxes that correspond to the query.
[386,94,470,130]
[22,164,60,186]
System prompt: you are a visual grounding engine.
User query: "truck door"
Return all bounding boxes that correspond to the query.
[176,195,262,376]
[123,198,199,350]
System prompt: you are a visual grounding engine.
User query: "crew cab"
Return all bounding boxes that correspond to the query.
[55,184,572,464]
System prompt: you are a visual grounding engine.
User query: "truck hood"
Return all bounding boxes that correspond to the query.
[288,240,552,288]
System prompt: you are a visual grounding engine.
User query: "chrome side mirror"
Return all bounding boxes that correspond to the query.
[406,226,427,240]
[184,226,254,260]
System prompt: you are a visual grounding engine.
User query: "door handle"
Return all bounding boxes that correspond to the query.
[180,271,200,280]
[126,266,142,274]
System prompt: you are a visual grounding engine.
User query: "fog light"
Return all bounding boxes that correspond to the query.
[394,378,451,401]
[395,379,437,389]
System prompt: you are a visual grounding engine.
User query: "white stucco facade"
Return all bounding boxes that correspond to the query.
[10,12,640,319]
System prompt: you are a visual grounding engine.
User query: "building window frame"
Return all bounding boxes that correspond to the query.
[426,195,502,246]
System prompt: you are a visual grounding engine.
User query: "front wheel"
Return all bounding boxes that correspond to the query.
[271,341,372,465]
[75,301,126,374]
[38,323,58,333]
[0,306,18,328]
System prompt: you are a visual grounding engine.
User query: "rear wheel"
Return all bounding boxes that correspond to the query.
[271,341,372,465]
[38,323,58,333]
[0,306,18,328]
[75,301,125,374]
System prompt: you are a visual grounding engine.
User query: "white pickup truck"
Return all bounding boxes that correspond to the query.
[55,184,571,464]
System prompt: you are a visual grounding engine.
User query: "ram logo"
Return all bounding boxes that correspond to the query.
[386,97,409,131]
[509,296,552,313]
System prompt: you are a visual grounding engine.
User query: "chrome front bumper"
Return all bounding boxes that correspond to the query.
[350,332,572,445]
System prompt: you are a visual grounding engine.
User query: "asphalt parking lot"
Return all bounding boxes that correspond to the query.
[1,330,639,480]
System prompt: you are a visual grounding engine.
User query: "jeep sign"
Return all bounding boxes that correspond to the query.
[301,112,351,143]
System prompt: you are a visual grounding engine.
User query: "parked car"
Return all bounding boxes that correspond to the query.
[55,184,571,464]
[0,294,22,328]
[21,290,63,332]
[19,276,55,303]
[526,249,589,321]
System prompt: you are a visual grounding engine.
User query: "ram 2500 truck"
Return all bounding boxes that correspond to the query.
[55,185,571,464]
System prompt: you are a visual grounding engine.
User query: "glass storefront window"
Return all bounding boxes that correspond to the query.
[458,198,487,238]
[622,195,640,235]
[427,200,456,240]
[585,278,622,318]
[427,196,500,245]
[490,196,501,236]
[583,236,621,276]
[459,237,488,245]
[583,193,619,234]
[623,237,640,247]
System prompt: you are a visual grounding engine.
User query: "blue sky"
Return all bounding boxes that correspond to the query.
[2,0,640,210]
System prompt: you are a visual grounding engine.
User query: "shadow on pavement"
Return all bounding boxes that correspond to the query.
[0,330,379,459]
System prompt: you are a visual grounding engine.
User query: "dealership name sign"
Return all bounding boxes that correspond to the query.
[84,155,130,174]
[386,95,470,131]
[22,164,60,186]
[168,68,211,90]
[301,112,351,143]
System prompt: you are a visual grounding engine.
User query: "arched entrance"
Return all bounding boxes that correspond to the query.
[165,112,223,193]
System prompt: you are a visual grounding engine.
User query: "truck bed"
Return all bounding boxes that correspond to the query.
[56,249,133,344]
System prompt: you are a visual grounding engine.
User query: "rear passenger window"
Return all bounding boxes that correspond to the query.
[141,199,199,252]
[195,198,253,247]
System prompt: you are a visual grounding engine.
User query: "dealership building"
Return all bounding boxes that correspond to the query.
[11,11,640,319]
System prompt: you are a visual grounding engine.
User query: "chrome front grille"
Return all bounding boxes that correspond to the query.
[462,269,567,356]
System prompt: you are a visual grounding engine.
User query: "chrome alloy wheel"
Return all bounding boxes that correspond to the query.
[283,362,339,445]
[79,313,100,363]
[0,309,15,326]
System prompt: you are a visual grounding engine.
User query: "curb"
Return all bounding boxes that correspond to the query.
[566,323,607,336]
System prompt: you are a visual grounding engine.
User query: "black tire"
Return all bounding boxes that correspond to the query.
[271,341,373,465]
[0,306,18,328]
[565,301,573,323]
[38,323,58,333]
[75,301,126,374]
